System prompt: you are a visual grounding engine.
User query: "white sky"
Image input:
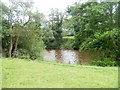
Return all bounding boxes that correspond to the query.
[34,0,80,13]
[2,0,81,15]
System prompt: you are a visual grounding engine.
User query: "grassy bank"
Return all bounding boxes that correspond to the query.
[2,58,118,88]
[63,36,74,39]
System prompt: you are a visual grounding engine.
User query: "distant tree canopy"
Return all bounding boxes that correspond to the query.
[48,9,64,48]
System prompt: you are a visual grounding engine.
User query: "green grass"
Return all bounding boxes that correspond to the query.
[2,58,118,88]
[63,36,74,39]
[0,59,2,89]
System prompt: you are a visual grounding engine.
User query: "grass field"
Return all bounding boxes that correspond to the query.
[63,36,74,39]
[0,59,2,89]
[2,58,118,88]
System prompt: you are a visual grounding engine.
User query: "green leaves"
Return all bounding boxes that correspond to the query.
[1,0,44,59]
[47,9,64,48]
[66,2,119,65]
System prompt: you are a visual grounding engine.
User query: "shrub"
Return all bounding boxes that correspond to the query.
[18,55,29,59]
[61,38,74,49]
[43,36,75,49]
[91,58,118,66]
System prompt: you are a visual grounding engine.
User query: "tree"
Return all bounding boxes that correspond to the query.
[67,1,119,65]
[1,0,34,57]
[48,9,64,48]
[1,0,44,59]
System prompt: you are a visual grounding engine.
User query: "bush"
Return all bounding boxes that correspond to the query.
[43,37,75,49]
[61,38,74,49]
[79,29,120,66]
[43,37,55,48]
[18,55,30,59]
[91,58,118,66]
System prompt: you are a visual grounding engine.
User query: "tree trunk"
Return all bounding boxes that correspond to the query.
[8,36,13,57]
[2,48,5,57]
[13,36,19,57]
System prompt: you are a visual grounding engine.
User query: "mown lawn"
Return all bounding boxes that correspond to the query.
[2,58,118,88]
[0,59,2,89]
[63,36,74,39]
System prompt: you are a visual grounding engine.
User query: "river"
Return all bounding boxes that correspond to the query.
[44,49,99,65]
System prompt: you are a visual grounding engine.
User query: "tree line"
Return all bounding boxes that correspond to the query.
[1,0,120,66]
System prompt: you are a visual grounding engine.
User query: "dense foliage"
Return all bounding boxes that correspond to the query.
[43,37,74,49]
[67,2,120,66]
[1,0,44,59]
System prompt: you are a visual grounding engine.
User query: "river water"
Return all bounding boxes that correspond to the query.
[44,49,98,65]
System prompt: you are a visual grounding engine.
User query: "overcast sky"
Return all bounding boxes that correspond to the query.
[34,0,80,14]
[2,0,82,15]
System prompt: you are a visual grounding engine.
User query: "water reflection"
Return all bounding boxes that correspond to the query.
[44,49,95,65]
[55,50,63,63]
[61,50,81,64]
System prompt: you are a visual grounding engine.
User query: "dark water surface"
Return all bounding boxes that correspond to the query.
[44,49,99,65]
